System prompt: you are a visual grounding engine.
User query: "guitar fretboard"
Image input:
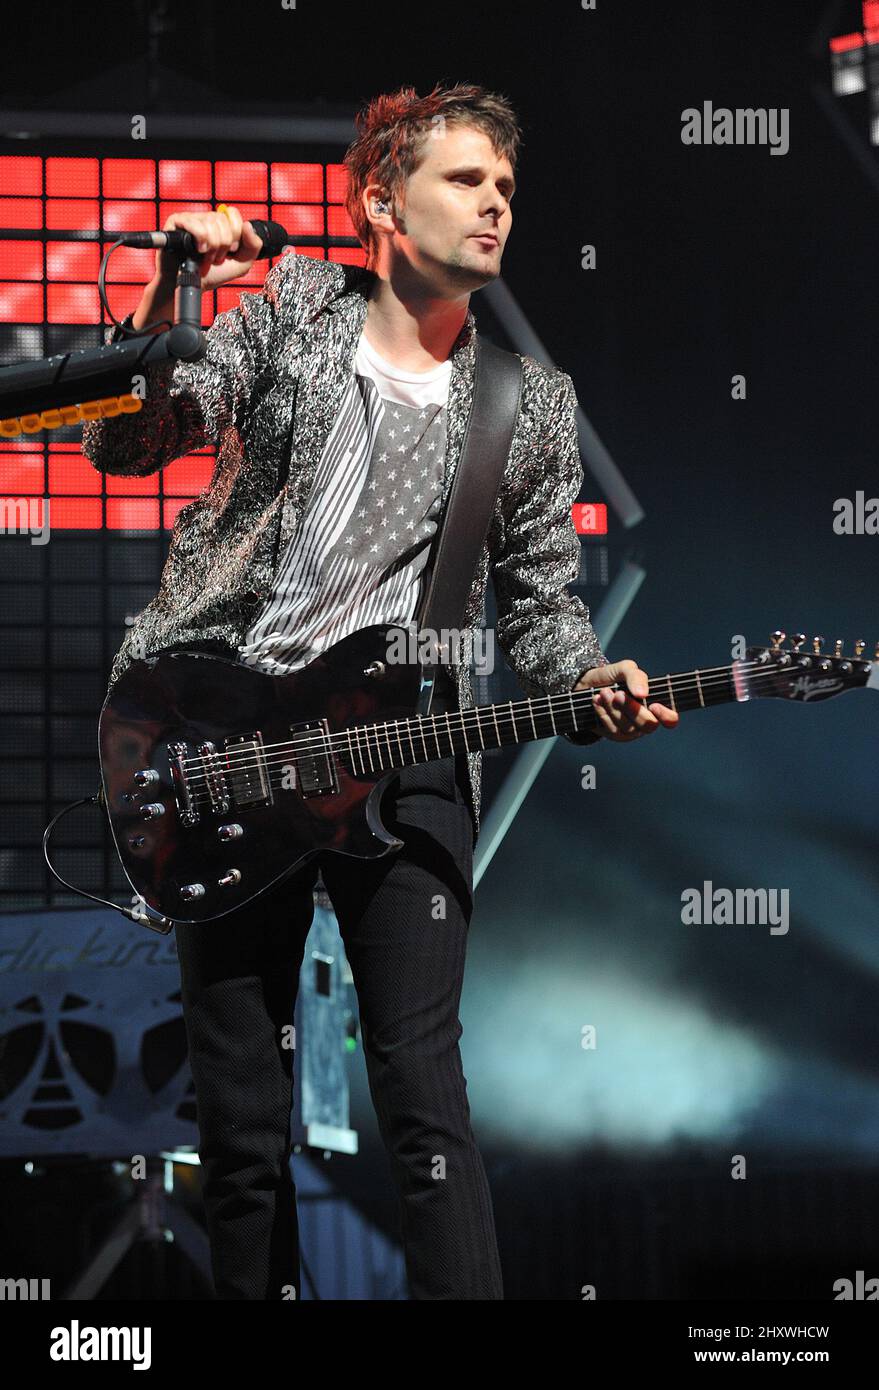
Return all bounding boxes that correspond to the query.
[333,664,740,775]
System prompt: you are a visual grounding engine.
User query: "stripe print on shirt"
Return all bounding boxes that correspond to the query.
[239,368,447,673]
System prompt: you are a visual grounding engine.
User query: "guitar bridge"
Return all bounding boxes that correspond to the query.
[168,741,199,826]
[224,731,273,808]
[198,740,230,814]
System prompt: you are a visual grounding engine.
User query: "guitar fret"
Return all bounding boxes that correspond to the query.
[694,669,705,708]
[459,709,470,753]
[667,674,676,711]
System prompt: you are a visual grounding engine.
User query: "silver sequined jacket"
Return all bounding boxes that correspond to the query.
[81,255,607,840]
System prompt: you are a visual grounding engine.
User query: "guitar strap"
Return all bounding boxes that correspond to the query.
[413,336,523,712]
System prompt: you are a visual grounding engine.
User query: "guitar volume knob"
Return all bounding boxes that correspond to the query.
[140,802,166,821]
[134,768,159,787]
[179,883,206,901]
[217,823,243,840]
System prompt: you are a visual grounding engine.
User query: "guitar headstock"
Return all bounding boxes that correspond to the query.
[743,631,877,703]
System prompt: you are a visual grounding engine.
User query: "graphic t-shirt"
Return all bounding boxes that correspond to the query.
[238,329,452,673]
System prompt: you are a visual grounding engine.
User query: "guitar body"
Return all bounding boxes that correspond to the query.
[97,618,875,928]
[99,625,426,924]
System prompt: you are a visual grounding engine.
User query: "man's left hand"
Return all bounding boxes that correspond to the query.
[574,659,680,742]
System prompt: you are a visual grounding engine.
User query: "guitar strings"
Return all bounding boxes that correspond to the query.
[162,659,823,793]
[173,659,822,785]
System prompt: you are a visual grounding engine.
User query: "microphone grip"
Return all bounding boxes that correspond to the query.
[174,264,203,331]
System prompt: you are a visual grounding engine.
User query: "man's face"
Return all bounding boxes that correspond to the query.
[377,124,514,290]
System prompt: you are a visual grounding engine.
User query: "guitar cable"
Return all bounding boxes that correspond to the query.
[42,789,175,935]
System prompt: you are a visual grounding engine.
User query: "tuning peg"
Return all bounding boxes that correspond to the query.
[791,633,806,652]
[770,630,786,650]
[854,639,865,658]
[833,639,843,657]
[812,635,824,655]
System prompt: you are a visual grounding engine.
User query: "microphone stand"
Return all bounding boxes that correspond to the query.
[0,247,207,421]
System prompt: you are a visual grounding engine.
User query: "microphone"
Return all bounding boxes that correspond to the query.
[117,219,290,260]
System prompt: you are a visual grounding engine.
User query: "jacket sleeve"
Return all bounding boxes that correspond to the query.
[80,256,292,478]
[491,369,607,746]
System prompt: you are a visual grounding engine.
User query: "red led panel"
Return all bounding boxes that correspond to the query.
[46,284,101,324]
[325,165,349,202]
[50,498,102,528]
[0,156,42,195]
[3,241,43,279]
[271,204,324,236]
[48,453,101,494]
[158,160,213,199]
[215,162,268,201]
[102,159,156,199]
[46,241,99,282]
[327,205,356,238]
[0,282,42,320]
[0,199,42,227]
[830,32,865,51]
[104,470,159,494]
[0,451,44,492]
[106,498,160,528]
[329,247,365,266]
[46,200,99,229]
[271,164,323,201]
[103,200,158,233]
[99,244,155,283]
[46,158,100,198]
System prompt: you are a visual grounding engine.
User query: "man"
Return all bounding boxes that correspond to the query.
[82,82,678,1301]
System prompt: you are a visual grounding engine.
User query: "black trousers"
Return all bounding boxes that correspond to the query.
[173,718,503,1301]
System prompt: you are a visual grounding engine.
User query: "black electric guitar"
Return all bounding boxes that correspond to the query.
[98,624,877,924]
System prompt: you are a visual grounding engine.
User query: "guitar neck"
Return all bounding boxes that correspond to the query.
[343,663,741,772]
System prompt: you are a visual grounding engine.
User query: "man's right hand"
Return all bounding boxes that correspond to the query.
[155,205,264,289]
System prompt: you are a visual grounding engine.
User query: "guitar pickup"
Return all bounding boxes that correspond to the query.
[288,719,338,799]
[224,731,273,808]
